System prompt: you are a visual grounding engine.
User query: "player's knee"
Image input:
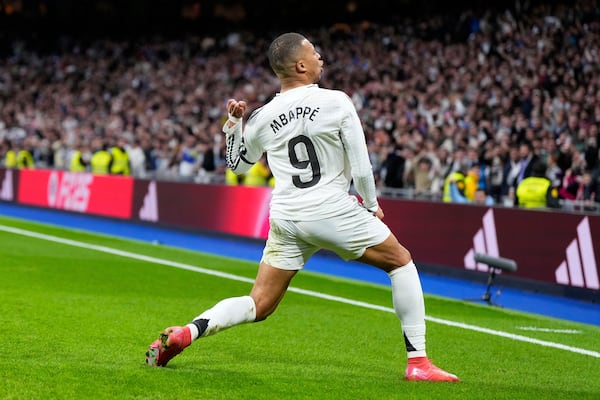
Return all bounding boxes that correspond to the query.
[385,242,412,266]
[384,234,412,266]
[399,246,412,265]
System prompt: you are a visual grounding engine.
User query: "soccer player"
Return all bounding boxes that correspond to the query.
[146,32,459,382]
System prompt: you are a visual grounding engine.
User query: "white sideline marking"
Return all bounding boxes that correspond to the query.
[516,327,583,334]
[1,223,599,359]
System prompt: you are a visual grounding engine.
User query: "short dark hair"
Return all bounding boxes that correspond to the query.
[531,160,547,177]
[267,32,306,77]
[418,157,432,166]
[520,139,533,151]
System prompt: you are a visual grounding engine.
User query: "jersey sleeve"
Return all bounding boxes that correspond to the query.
[222,114,261,174]
[337,93,379,212]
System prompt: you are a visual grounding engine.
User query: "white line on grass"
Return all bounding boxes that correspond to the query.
[516,327,583,334]
[1,223,599,359]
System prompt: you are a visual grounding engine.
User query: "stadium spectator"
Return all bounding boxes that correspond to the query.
[1,139,16,168]
[69,141,90,173]
[578,169,598,208]
[442,165,467,203]
[560,167,598,211]
[429,146,451,195]
[473,188,495,206]
[34,138,54,169]
[110,137,131,176]
[463,163,482,202]
[140,135,158,174]
[559,167,583,201]
[500,143,522,205]
[515,160,560,209]
[153,139,179,178]
[16,138,35,169]
[146,32,459,382]
[127,138,147,177]
[545,151,564,188]
[177,134,200,178]
[52,139,72,171]
[90,137,113,175]
[411,156,434,197]
[485,146,506,204]
[381,145,407,189]
[515,140,540,188]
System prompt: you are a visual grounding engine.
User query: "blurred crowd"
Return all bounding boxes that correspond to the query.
[1,0,600,212]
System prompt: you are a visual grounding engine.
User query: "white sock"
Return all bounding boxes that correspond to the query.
[388,261,427,358]
[186,295,256,341]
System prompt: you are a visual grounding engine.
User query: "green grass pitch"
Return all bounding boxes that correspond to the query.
[0,215,599,399]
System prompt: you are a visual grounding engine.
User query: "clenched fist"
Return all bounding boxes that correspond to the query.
[227,99,247,118]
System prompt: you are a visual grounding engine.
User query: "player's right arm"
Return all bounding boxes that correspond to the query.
[222,99,258,175]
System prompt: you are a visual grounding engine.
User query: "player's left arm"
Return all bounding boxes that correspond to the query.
[338,94,380,214]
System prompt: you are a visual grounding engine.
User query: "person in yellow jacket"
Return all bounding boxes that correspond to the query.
[515,160,559,209]
[16,139,35,169]
[110,137,131,175]
[225,168,241,185]
[442,170,467,202]
[69,141,90,173]
[463,163,481,201]
[226,157,275,187]
[242,156,272,186]
[1,139,17,168]
[90,137,113,175]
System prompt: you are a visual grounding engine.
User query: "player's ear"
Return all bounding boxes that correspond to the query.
[295,59,306,72]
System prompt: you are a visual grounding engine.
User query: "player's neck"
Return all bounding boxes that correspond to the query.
[279,77,314,93]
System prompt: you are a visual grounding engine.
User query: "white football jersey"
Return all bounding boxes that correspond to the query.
[224,84,378,220]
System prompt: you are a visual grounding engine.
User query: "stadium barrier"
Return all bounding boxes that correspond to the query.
[1,167,598,302]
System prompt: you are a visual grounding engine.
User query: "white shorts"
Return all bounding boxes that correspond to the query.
[261,203,391,270]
